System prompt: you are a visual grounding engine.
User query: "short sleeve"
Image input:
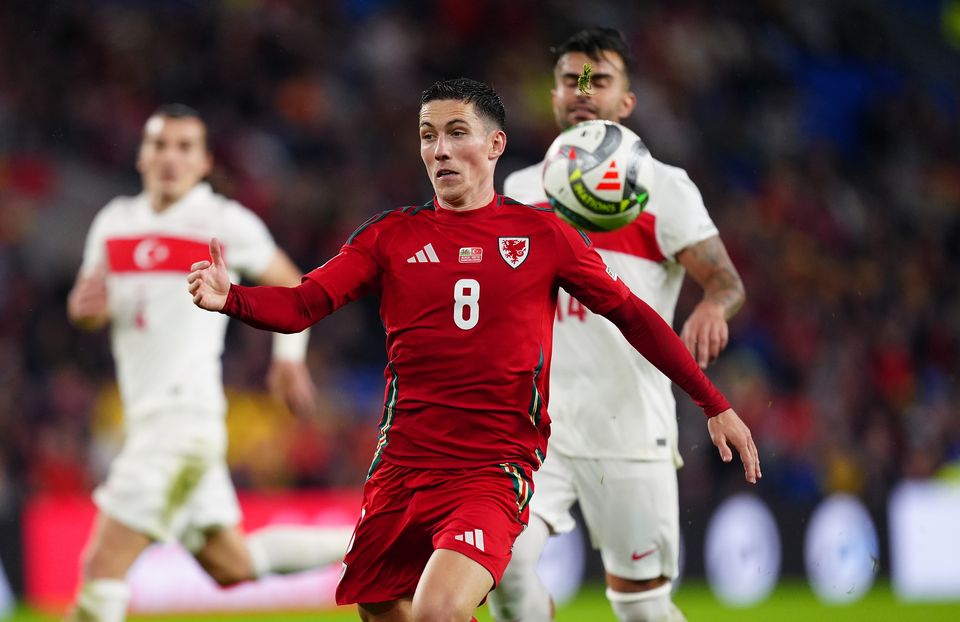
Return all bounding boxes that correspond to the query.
[218,200,277,278]
[553,222,631,315]
[653,164,719,261]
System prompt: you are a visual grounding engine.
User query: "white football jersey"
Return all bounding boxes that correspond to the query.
[79,183,277,421]
[504,158,718,464]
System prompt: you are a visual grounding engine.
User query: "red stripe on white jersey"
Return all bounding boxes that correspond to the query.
[106,236,211,273]
[533,202,665,262]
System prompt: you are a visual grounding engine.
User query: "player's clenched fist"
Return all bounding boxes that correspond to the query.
[187,238,231,311]
[67,264,110,330]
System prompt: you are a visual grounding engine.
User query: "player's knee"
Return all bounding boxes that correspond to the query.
[206,564,252,587]
[606,582,686,622]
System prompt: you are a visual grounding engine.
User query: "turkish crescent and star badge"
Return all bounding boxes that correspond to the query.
[498,237,530,269]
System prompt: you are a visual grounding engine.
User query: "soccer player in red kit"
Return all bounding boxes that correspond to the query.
[188,78,760,622]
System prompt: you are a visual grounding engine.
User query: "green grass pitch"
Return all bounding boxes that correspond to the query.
[8,580,959,621]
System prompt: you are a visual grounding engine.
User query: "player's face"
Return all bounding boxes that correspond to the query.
[419,100,506,210]
[137,116,212,208]
[551,50,637,130]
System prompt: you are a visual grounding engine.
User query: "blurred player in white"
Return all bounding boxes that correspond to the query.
[66,105,352,622]
[488,29,747,622]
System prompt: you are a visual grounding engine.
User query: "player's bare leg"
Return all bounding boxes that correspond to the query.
[195,523,353,586]
[66,513,152,622]
[606,573,686,622]
[193,525,256,586]
[358,597,412,622]
[410,548,493,622]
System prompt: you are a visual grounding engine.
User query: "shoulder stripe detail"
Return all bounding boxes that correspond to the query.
[347,210,394,245]
[503,197,552,212]
[347,202,434,245]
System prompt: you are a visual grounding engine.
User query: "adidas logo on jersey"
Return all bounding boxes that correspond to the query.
[407,243,440,263]
[453,528,485,552]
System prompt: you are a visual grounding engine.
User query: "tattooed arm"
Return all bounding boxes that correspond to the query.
[675,235,746,368]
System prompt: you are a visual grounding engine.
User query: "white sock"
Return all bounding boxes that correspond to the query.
[607,582,686,622]
[487,515,553,622]
[246,525,353,578]
[70,579,130,622]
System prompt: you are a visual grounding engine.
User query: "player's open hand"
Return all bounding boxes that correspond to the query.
[187,238,231,311]
[707,408,761,484]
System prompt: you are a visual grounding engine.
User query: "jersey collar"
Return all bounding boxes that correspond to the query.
[433,192,504,221]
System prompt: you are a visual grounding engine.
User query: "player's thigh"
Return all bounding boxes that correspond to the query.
[178,460,241,552]
[413,548,494,620]
[81,512,153,579]
[432,464,531,589]
[528,452,579,534]
[574,459,679,581]
[94,415,225,544]
[357,597,412,622]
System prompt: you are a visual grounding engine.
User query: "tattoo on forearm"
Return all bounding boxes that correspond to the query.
[683,237,745,318]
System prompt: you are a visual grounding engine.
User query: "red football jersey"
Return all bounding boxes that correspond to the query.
[305,194,630,472]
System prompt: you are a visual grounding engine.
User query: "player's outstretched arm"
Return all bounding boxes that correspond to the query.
[188,238,231,311]
[602,293,760,484]
[708,408,760,484]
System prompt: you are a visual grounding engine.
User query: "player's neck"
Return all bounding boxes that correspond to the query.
[147,188,193,213]
[436,186,496,212]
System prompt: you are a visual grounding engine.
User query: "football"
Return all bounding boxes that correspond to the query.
[542,120,653,232]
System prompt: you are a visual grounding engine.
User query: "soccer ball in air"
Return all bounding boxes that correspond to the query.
[543,120,653,232]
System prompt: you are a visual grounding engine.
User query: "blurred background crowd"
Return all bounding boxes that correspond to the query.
[1,0,958,573]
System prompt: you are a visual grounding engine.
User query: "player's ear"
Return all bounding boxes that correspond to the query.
[489,129,506,160]
[618,90,637,119]
[201,151,214,178]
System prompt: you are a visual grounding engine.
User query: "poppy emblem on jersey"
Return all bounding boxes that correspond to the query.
[499,237,529,269]
[459,247,483,263]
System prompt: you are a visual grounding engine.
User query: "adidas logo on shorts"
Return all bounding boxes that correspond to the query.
[454,528,485,552]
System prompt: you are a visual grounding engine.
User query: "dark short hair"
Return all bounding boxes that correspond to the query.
[420,78,506,131]
[551,27,634,76]
[150,103,204,122]
[145,103,208,148]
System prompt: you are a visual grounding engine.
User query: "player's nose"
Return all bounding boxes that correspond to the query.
[432,135,451,159]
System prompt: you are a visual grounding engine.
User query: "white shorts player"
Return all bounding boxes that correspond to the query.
[504,156,718,580]
[80,182,279,550]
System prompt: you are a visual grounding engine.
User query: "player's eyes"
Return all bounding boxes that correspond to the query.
[420,133,435,141]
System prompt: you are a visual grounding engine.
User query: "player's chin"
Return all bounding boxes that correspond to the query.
[567,111,598,124]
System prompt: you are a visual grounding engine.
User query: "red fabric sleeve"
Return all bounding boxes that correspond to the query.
[221,277,334,333]
[221,245,382,333]
[553,224,632,315]
[603,294,731,417]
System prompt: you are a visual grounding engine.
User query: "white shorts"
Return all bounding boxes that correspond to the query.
[530,453,679,581]
[93,413,240,552]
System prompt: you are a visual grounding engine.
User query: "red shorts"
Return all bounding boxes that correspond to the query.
[335,460,533,605]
